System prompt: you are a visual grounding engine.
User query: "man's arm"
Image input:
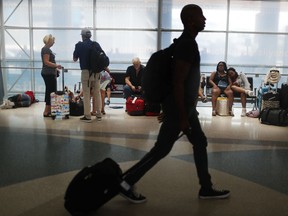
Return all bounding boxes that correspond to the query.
[173,59,191,132]
[73,43,80,62]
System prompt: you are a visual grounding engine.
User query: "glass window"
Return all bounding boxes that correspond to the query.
[162,0,227,31]
[3,0,29,27]
[95,30,157,65]
[229,1,288,32]
[197,32,227,65]
[5,65,32,93]
[227,33,288,66]
[4,30,30,59]
[95,0,158,29]
[32,0,93,27]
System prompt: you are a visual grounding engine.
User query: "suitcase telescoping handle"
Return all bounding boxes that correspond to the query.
[61,67,68,92]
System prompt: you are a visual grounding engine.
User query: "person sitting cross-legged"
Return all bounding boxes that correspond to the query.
[227,67,254,117]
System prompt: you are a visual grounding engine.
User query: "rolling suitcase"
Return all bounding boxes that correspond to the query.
[51,67,70,120]
[64,133,185,216]
[64,158,122,216]
[126,96,145,116]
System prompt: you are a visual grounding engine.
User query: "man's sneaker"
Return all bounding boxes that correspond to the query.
[120,187,147,204]
[80,116,92,123]
[199,187,230,199]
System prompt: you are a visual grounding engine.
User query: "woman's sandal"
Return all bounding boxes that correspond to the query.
[101,110,106,115]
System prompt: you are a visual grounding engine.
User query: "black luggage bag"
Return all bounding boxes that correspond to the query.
[280,83,288,109]
[69,99,84,116]
[64,158,122,216]
[259,108,288,126]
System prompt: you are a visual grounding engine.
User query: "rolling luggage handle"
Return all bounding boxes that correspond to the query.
[61,67,68,92]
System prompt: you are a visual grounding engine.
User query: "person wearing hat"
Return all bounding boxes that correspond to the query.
[41,34,62,117]
[73,28,103,122]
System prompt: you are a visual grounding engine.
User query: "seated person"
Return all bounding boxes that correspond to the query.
[100,68,112,114]
[123,57,145,99]
[199,74,207,103]
[227,67,254,117]
[209,61,234,116]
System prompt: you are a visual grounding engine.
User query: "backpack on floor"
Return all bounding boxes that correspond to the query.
[69,99,84,116]
[142,39,178,103]
[64,158,122,215]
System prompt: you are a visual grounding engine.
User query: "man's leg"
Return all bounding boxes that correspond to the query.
[187,108,230,199]
[121,97,181,202]
[123,85,133,99]
[81,70,92,122]
[92,73,102,120]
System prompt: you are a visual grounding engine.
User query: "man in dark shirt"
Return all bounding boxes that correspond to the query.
[73,28,103,122]
[123,57,145,98]
[119,4,230,204]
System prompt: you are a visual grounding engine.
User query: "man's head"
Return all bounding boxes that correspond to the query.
[81,28,92,39]
[180,4,206,33]
[132,57,141,71]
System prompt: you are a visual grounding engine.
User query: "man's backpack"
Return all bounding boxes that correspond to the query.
[89,42,110,76]
[142,41,176,103]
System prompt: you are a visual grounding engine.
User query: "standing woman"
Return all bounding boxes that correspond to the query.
[41,34,62,117]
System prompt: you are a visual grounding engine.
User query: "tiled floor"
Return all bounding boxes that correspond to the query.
[0,100,288,216]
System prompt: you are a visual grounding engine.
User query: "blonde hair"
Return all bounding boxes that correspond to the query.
[43,34,55,44]
[132,57,141,65]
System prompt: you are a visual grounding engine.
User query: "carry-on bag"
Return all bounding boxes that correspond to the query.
[126,96,145,116]
[259,108,288,126]
[69,99,84,116]
[280,83,288,109]
[51,67,70,119]
[64,158,122,216]
[64,133,185,215]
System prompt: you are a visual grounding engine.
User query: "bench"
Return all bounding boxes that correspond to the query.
[205,76,256,103]
[110,72,126,98]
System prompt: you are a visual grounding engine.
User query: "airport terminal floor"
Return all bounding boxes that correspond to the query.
[0,99,288,216]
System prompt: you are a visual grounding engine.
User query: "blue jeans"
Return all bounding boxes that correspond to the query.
[123,96,212,189]
[123,85,142,99]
